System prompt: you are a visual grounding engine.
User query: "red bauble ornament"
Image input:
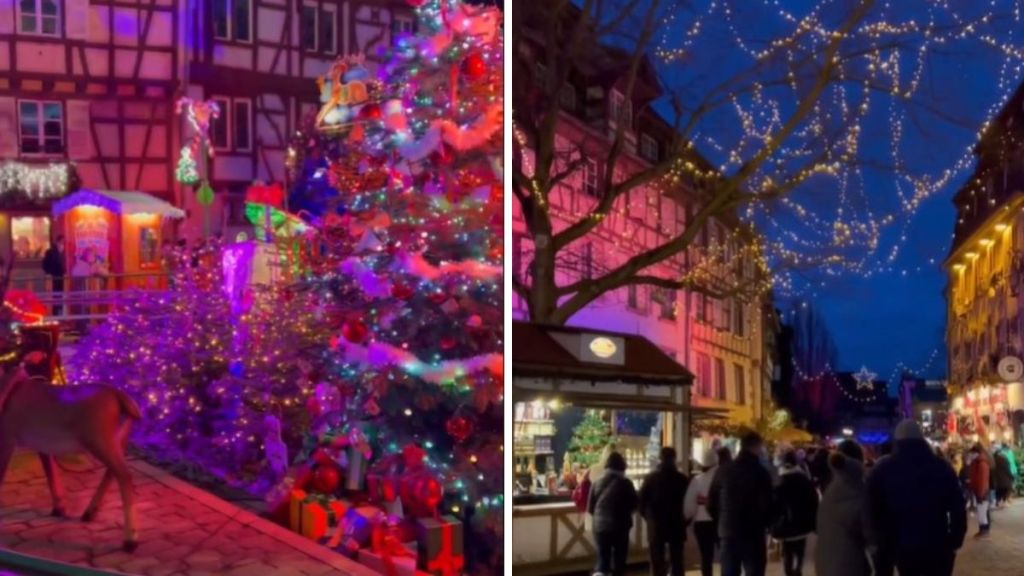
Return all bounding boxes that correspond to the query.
[306,396,322,417]
[440,336,457,350]
[446,415,473,443]
[462,53,487,79]
[391,283,414,300]
[342,319,369,343]
[312,449,334,467]
[312,465,341,495]
[360,103,382,121]
[429,293,448,305]
[405,0,427,6]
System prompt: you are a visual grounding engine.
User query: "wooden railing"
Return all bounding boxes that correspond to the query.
[10,272,171,325]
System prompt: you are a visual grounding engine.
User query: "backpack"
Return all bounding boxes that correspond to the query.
[573,472,592,513]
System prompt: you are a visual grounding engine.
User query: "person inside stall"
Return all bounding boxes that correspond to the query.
[42,236,65,316]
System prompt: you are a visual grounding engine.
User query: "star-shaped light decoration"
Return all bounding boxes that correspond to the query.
[854,366,877,390]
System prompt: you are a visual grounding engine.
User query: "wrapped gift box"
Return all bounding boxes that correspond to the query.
[288,490,349,540]
[416,516,464,576]
[359,543,428,576]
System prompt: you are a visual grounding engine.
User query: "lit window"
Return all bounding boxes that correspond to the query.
[19,100,64,155]
[139,227,159,267]
[11,216,50,260]
[18,0,60,36]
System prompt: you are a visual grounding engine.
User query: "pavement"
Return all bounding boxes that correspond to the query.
[0,451,378,576]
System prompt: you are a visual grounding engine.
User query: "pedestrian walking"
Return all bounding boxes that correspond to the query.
[815,441,871,576]
[866,420,966,576]
[968,444,992,536]
[639,447,689,576]
[993,447,1014,508]
[685,447,731,576]
[709,432,774,576]
[772,451,818,576]
[588,451,637,576]
[42,235,65,316]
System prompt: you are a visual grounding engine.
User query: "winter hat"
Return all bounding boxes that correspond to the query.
[894,419,924,441]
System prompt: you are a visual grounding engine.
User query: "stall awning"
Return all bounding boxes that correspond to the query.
[512,321,694,386]
[53,189,186,219]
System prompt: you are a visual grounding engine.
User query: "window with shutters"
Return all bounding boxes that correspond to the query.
[18,100,63,155]
[734,363,746,405]
[214,0,251,42]
[714,358,727,400]
[18,0,60,36]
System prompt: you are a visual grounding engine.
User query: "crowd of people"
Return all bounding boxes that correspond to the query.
[582,420,1018,576]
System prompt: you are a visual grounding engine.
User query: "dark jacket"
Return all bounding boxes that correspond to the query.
[42,245,64,277]
[638,463,689,541]
[588,469,638,534]
[816,459,871,576]
[772,468,818,540]
[708,450,774,539]
[993,452,1014,492]
[865,439,967,557]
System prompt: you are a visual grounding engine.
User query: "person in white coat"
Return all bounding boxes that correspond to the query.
[685,447,732,576]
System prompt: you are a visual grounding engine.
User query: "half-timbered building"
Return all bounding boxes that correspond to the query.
[0,0,417,253]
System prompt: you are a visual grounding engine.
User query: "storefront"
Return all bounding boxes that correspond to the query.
[949,382,1023,445]
[512,321,713,575]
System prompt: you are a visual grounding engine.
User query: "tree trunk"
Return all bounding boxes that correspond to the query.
[528,226,559,323]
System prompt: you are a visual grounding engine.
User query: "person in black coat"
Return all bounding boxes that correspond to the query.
[41,236,65,316]
[772,451,818,576]
[588,451,638,576]
[709,432,774,576]
[866,420,966,576]
[639,447,689,576]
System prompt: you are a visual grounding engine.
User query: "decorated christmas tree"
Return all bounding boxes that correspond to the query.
[568,410,615,469]
[284,0,504,571]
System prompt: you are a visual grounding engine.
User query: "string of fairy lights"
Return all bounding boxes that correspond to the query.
[790,347,942,404]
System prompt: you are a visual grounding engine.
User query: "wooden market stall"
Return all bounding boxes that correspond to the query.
[512,321,716,576]
[52,189,185,290]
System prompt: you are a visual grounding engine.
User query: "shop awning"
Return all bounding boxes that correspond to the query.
[53,189,186,219]
[512,321,694,386]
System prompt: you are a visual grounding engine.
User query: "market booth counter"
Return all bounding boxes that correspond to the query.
[512,321,706,576]
[53,189,185,291]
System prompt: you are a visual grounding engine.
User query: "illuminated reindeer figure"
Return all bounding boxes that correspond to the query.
[0,257,142,551]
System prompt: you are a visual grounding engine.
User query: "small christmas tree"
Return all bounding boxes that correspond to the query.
[568,410,615,469]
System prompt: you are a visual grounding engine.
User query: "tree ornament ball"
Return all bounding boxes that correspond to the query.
[391,283,414,300]
[446,415,473,443]
[462,53,487,79]
[312,465,341,495]
[342,319,369,343]
[405,0,427,6]
[440,336,457,350]
[359,103,382,121]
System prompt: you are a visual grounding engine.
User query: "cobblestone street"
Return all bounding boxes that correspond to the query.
[0,451,375,576]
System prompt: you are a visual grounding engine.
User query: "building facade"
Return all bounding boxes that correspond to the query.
[0,0,414,249]
[946,80,1024,444]
[512,20,771,460]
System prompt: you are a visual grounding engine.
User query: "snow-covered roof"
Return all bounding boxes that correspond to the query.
[53,189,186,219]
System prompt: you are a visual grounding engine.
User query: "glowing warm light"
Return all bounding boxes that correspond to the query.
[995,223,1009,232]
[588,337,618,359]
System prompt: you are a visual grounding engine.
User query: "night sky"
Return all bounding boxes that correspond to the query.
[639,1,1024,385]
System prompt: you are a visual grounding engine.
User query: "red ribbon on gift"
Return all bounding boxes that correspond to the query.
[427,522,464,576]
[245,182,285,208]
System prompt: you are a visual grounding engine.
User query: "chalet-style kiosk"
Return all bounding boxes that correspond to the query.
[512,321,705,575]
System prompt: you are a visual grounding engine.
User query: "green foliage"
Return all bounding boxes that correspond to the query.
[568,410,615,468]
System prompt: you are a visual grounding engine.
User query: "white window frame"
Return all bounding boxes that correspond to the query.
[214,0,252,43]
[320,4,337,54]
[301,4,319,51]
[583,158,599,198]
[18,100,64,156]
[393,15,415,37]
[17,0,60,37]
[610,90,632,130]
[640,133,658,162]
[232,98,253,153]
